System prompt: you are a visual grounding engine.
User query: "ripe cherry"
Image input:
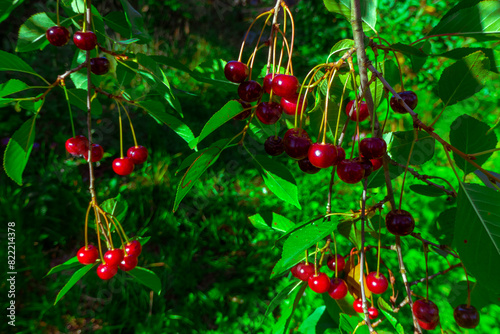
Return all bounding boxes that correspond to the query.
[233,101,252,120]
[46,26,70,46]
[90,57,110,75]
[370,157,383,171]
[97,263,118,280]
[256,102,282,125]
[359,137,387,159]
[281,94,307,116]
[390,91,418,114]
[298,157,320,174]
[366,272,388,294]
[328,277,348,300]
[295,263,315,281]
[77,245,99,265]
[272,74,299,98]
[265,136,284,156]
[119,255,138,272]
[238,80,263,102]
[83,143,104,162]
[327,254,345,273]
[413,299,439,324]
[103,248,125,266]
[112,157,135,176]
[334,146,346,166]
[124,240,142,257]
[291,263,300,278]
[368,307,379,320]
[385,209,415,236]
[283,128,312,160]
[224,61,248,83]
[308,143,337,168]
[454,304,480,329]
[263,73,274,94]
[65,135,88,156]
[345,100,369,122]
[308,273,331,293]
[337,159,364,184]
[127,145,149,164]
[418,318,439,330]
[353,298,364,313]
[356,157,374,178]
[73,31,97,50]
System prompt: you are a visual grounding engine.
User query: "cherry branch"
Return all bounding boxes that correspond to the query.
[32,62,88,102]
[410,233,459,258]
[409,263,461,286]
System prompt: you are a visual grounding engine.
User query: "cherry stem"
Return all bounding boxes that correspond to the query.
[120,101,138,147]
[248,13,273,80]
[314,242,319,276]
[422,242,429,300]
[332,231,338,277]
[297,63,327,129]
[334,71,350,143]
[56,0,60,26]
[266,0,282,76]
[117,102,124,158]
[305,249,309,265]
[381,94,390,134]
[376,213,382,276]
[373,34,404,91]
[282,3,295,75]
[469,147,500,157]
[322,68,339,143]
[237,10,272,62]
[61,83,76,138]
[398,128,417,211]
[84,201,92,248]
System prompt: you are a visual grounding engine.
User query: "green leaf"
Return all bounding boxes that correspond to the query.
[45,257,80,277]
[448,280,500,309]
[409,184,447,197]
[0,0,26,23]
[0,79,31,98]
[67,88,103,116]
[438,51,491,107]
[474,169,500,189]
[328,39,354,60]
[3,116,37,185]
[435,47,499,73]
[253,155,301,210]
[377,297,405,334]
[104,11,131,38]
[118,0,150,43]
[390,43,428,57]
[16,12,56,52]
[389,130,435,165]
[339,313,369,334]
[0,50,45,82]
[323,0,378,32]
[455,183,500,291]
[116,60,138,87]
[365,162,404,189]
[430,208,456,246]
[274,282,307,334]
[248,212,295,233]
[127,266,162,294]
[101,194,129,222]
[261,281,302,325]
[54,263,95,304]
[299,306,332,334]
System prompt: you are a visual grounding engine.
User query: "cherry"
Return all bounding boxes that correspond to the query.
[298,157,320,174]
[308,143,337,168]
[366,272,388,294]
[370,157,383,171]
[238,80,263,102]
[413,299,439,324]
[390,91,418,114]
[46,26,70,46]
[418,318,439,330]
[112,157,135,176]
[337,159,365,184]
[264,136,284,156]
[359,137,387,159]
[127,145,149,164]
[90,57,110,75]
[77,245,99,265]
[256,102,283,125]
[453,304,480,329]
[119,255,138,272]
[272,74,299,98]
[281,94,307,116]
[97,263,118,280]
[124,240,142,257]
[103,248,125,266]
[73,31,97,51]
[233,101,252,120]
[327,254,345,273]
[356,157,373,178]
[291,263,300,278]
[224,61,249,83]
[65,135,88,156]
[353,298,364,313]
[368,307,379,320]
[328,277,348,299]
[263,73,274,94]
[345,100,369,122]
[83,143,104,162]
[308,273,331,293]
[385,209,415,236]
[334,146,346,166]
[295,263,315,281]
[283,128,312,160]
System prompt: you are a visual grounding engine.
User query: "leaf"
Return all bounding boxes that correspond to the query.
[261,281,303,325]
[0,79,30,98]
[455,183,500,291]
[101,194,129,222]
[54,264,95,304]
[409,184,447,197]
[448,280,500,309]
[253,155,301,210]
[3,116,37,185]
[474,169,500,189]
[389,130,435,165]
[118,0,150,43]
[339,313,369,334]
[328,39,354,60]
[345,262,371,300]
[323,0,378,32]
[436,47,499,73]
[438,51,491,107]
[365,161,404,188]
[16,12,56,52]
[298,306,331,334]
[430,207,456,246]
[275,282,307,334]
[0,50,44,81]
[449,115,497,175]
[127,266,162,294]
[390,43,428,57]
[67,88,103,116]
[0,0,26,23]
[248,212,295,233]
[45,257,80,277]
[377,297,405,334]
[104,11,131,38]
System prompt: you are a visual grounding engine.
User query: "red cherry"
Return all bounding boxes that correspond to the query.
[281,94,307,116]
[291,263,300,278]
[353,298,364,313]
[119,255,138,271]
[97,263,118,280]
[328,277,348,299]
[370,157,383,171]
[298,158,321,174]
[112,157,135,176]
[263,73,274,94]
[345,100,369,122]
[390,91,418,114]
[90,57,110,75]
[65,135,88,156]
[295,263,315,281]
[82,143,104,162]
[238,80,263,102]
[337,159,365,184]
[103,248,124,266]
[418,318,439,330]
[359,137,387,159]
[124,240,142,257]
[73,31,97,50]
[256,102,283,125]
[366,272,388,294]
[368,307,379,320]
[385,209,415,236]
[356,157,374,178]
[308,143,337,168]
[308,273,331,293]
[77,245,99,265]
[233,100,252,120]
[127,145,149,164]
[283,128,312,160]
[334,146,346,166]
[327,254,345,272]
[264,136,284,156]
[224,61,248,83]
[272,74,299,98]
[413,299,439,324]
[46,26,70,46]
[454,304,480,329]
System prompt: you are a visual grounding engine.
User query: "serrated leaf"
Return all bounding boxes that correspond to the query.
[54,263,95,304]
[298,306,330,334]
[45,256,80,277]
[3,116,36,185]
[274,282,307,334]
[0,79,30,99]
[328,39,354,60]
[118,0,150,43]
[339,313,369,334]
[127,266,162,294]
[409,184,446,197]
[377,297,405,334]
[436,47,499,73]
[0,0,26,23]
[104,11,131,38]
[448,280,500,309]
[0,50,45,82]
[101,194,128,222]
[261,281,302,326]
[248,212,295,233]
[389,130,435,165]
[67,88,103,116]
[16,12,57,52]
[323,0,377,32]
[365,162,404,188]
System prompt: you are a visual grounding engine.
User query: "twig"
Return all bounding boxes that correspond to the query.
[32,62,88,102]
[91,85,136,104]
[409,263,461,286]
[410,233,459,258]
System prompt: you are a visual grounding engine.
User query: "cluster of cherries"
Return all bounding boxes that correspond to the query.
[76,240,142,280]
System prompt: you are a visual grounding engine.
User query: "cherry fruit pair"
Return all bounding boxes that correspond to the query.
[65,135,104,162]
[46,26,98,51]
[112,145,149,176]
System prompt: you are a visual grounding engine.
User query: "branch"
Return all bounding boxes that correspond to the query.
[32,62,88,102]
[409,263,461,286]
[410,233,459,258]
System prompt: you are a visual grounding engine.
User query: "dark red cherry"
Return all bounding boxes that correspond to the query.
[291,263,300,278]
[238,80,263,102]
[112,157,135,176]
[283,128,312,160]
[308,273,331,293]
[119,255,138,271]
[263,73,274,94]
[77,245,99,265]
[65,135,88,156]
[390,91,418,114]
[337,159,365,184]
[298,157,321,174]
[327,254,345,273]
[334,146,346,166]
[90,57,110,75]
[355,157,373,178]
[308,143,337,168]
[366,272,388,294]
[418,318,439,330]
[124,240,142,257]
[127,145,148,164]
[97,263,118,280]
[224,61,249,83]
[385,209,415,236]
[353,298,364,313]
[103,248,125,266]
[328,277,348,299]
[281,94,307,116]
[296,263,315,281]
[345,100,369,122]
[256,102,282,125]
[360,137,387,159]
[83,143,104,162]
[454,304,480,329]
[233,101,252,120]
[73,31,97,50]
[370,157,383,171]
[272,74,299,99]
[368,307,379,320]
[265,136,284,156]
[413,299,439,324]
[46,26,70,46]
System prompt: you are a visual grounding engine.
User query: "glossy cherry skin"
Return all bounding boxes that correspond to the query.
[281,94,307,116]
[283,128,312,160]
[238,80,263,102]
[308,143,337,168]
[370,157,383,171]
[90,57,110,75]
[65,135,88,156]
[73,31,97,50]
[368,307,379,320]
[112,157,135,176]
[328,277,348,299]
[272,74,299,98]
[359,137,387,159]
[327,254,345,273]
[454,304,480,329]
[385,209,415,236]
[77,245,99,265]
[298,158,321,174]
[83,143,104,162]
[124,240,142,257]
[366,272,388,294]
[291,263,300,278]
[256,102,283,125]
[46,26,70,46]
[413,299,439,324]
[265,136,285,156]
[119,255,138,272]
[103,249,125,266]
[356,157,373,178]
[334,146,346,166]
[224,61,248,83]
[353,298,364,313]
[337,159,365,184]
[390,91,418,114]
[418,318,439,330]
[234,101,252,120]
[308,273,331,293]
[295,263,315,281]
[97,263,118,280]
[345,100,369,122]
[127,145,149,164]
[263,73,274,94]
